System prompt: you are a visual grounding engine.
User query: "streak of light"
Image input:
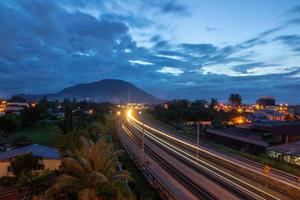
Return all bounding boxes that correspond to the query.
[127,121,278,200]
[127,111,299,190]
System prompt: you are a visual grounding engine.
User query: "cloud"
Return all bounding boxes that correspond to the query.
[129,60,154,65]
[273,34,300,53]
[0,0,299,103]
[155,54,186,61]
[157,66,184,76]
[162,1,190,16]
[205,27,219,32]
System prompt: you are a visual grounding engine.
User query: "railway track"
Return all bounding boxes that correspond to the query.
[144,117,299,183]
[126,119,289,200]
[122,122,217,200]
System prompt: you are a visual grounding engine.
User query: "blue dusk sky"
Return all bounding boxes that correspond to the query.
[0,0,300,103]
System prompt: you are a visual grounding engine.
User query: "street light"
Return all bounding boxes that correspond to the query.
[117,111,121,116]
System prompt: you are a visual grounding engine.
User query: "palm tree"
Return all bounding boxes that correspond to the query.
[228,94,242,106]
[44,139,133,200]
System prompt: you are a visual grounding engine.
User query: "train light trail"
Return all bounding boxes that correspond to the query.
[126,110,300,191]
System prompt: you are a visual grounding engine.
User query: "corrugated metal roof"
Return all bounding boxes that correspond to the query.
[268,141,300,156]
[0,144,60,160]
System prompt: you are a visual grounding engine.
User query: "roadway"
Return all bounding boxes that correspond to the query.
[118,109,300,200]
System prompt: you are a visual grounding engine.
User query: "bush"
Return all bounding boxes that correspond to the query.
[11,153,39,177]
[0,176,17,187]
[0,115,19,134]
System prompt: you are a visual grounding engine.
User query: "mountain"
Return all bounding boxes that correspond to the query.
[19,79,161,104]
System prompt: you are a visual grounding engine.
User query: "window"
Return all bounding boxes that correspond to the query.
[7,166,12,172]
[38,164,45,170]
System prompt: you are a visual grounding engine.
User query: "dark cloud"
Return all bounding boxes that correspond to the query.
[287,5,300,14]
[162,1,190,16]
[0,0,299,103]
[274,34,300,53]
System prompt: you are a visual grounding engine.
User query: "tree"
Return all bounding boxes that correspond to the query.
[228,94,242,106]
[10,95,27,103]
[0,115,19,134]
[38,96,48,114]
[210,98,218,110]
[11,135,31,147]
[21,107,40,127]
[59,105,73,134]
[11,153,39,177]
[45,139,133,200]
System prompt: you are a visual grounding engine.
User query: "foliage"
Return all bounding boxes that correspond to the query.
[10,153,39,177]
[151,99,231,128]
[21,107,41,127]
[0,176,17,187]
[10,95,27,103]
[58,105,73,134]
[44,138,133,200]
[0,114,19,134]
[17,171,59,190]
[210,98,218,110]
[228,93,242,106]
[11,135,32,147]
[55,132,83,156]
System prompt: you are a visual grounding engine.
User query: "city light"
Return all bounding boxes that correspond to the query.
[117,111,121,116]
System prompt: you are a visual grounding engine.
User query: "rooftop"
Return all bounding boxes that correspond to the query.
[253,123,300,136]
[0,144,60,161]
[207,128,269,147]
[268,141,300,156]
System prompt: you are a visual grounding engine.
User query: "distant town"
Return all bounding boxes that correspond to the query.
[0,89,300,199]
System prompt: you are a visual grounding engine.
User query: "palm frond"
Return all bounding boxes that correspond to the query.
[78,188,93,200]
[63,157,89,180]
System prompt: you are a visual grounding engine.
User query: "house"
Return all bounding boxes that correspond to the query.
[0,144,61,177]
[252,109,285,121]
[267,141,300,166]
[5,102,29,115]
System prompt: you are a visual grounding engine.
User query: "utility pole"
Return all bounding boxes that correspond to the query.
[197,122,200,159]
[142,122,145,166]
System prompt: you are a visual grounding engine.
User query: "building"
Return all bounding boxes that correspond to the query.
[267,141,300,166]
[256,96,275,107]
[252,109,286,121]
[0,144,61,177]
[0,100,7,116]
[253,122,300,144]
[5,102,29,115]
[206,122,300,154]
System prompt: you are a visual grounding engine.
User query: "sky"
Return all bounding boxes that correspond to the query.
[0,0,300,103]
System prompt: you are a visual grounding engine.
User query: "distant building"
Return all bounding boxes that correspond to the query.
[0,100,7,115]
[5,102,29,115]
[0,144,61,177]
[163,102,169,109]
[267,141,300,166]
[206,122,300,154]
[256,96,275,107]
[252,109,285,121]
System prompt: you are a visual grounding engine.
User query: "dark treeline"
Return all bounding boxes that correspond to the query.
[151,99,232,128]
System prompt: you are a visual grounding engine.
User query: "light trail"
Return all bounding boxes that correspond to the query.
[127,110,300,190]
[121,123,215,199]
[126,120,280,200]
